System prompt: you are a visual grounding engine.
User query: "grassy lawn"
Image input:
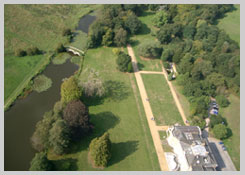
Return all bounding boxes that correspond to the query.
[48,47,160,171]
[219,94,240,170]
[159,131,173,153]
[4,4,100,107]
[172,80,191,119]
[217,4,240,45]
[141,74,184,126]
[130,11,162,72]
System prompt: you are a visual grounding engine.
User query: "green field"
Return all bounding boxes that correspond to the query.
[142,74,184,126]
[219,94,240,170]
[130,11,162,72]
[4,4,100,108]
[48,47,160,171]
[218,4,240,45]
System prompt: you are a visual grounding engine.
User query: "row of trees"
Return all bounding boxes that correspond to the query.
[30,74,112,170]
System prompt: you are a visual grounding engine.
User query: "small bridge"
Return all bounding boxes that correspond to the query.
[66,46,85,56]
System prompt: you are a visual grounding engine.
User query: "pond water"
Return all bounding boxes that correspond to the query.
[4,60,78,171]
[76,14,96,33]
[4,14,96,171]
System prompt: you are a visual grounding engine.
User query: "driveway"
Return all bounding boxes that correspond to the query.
[208,137,236,171]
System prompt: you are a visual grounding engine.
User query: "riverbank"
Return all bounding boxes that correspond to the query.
[4,4,100,111]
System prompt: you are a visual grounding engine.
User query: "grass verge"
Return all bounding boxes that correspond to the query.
[217,4,240,45]
[219,94,240,170]
[48,47,160,171]
[141,74,184,126]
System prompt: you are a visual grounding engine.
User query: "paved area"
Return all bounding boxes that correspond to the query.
[127,45,169,171]
[208,137,236,171]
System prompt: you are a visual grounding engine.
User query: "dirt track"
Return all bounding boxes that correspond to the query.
[127,45,169,171]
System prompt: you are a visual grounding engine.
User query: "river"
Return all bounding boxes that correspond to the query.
[4,14,96,171]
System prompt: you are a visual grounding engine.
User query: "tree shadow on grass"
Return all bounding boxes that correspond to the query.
[81,80,130,106]
[52,158,78,171]
[108,140,139,166]
[137,62,145,70]
[129,39,140,47]
[139,23,151,35]
[68,111,120,154]
[104,80,130,102]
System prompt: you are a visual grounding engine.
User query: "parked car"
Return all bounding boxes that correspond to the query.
[219,141,224,145]
[222,145,227,151]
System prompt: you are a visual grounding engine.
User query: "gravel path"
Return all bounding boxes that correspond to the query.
[127,45,169,171]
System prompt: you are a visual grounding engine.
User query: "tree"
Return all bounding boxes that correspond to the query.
[63,100,90,139]
[216,95,230,107]
[114,28,128,47]
[153,11,170,28]
[138,42,162,58]
[161,48,173,62]
[116,52,132,72]
[102,28,114,46]
[213,124,228,140]
[87,20,105,48]
[29,152,53,171]
[15,48,26,57]
[156,25,172,44]
[89,132,111,167]
[49,119,70,155]
[177,53,194,74]
[125,12,142,34]
[79,69,106,97]
[183,24,196,39]
[210,114,226,128]
[61,76,82,104]
[31,111,57,152]
[191,116,206,130]
[168,72,174,81]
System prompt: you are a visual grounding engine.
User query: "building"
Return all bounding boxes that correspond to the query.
[166,126,218,171]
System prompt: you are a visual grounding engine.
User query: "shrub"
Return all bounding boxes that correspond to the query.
[138,42,162,58]
[161,49,173,62]
[112,48,121,55]
[56,43,66,53]
[168,72,174,81]
[89,132,111,167]
[29,152,53,171]
[116,52,132,72]
[26,47,41,56]
[61,76,82,104]
[15,48,26,57]
[213,124,229,140]
[191,116,206,130]
[209,114,226,128]
[127,62,133,72]
[63,100,90,140]
[49,119,70,155]
[216,95,230,107]
[62,28,72,36]
[32,75,52,93]
[163,62,171,69]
